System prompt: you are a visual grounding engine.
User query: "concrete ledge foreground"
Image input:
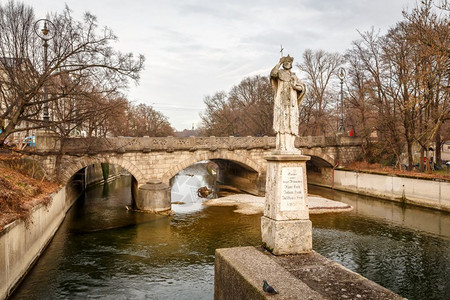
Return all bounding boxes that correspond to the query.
[214,246,404,300]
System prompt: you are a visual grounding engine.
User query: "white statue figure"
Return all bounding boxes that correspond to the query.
[270,55,306,153]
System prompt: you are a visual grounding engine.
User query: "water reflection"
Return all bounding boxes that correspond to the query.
[309,185,450,299]
[11,178,450,300]
[11,176,261,300]
[309,185,450,239]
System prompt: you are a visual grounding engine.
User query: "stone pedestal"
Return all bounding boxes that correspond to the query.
[261,154,312,255]
[134,180,171,212]
[35,130,60,152]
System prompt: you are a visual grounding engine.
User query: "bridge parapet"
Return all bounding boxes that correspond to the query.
[35,135,362,154]
[296,135,361,148]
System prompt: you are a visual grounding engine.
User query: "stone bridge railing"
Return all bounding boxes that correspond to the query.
[35,134,362,154]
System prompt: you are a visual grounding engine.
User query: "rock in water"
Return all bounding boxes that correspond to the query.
[197,186,212,198]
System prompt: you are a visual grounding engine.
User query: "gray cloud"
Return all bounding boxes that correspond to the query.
[23,0,417,130]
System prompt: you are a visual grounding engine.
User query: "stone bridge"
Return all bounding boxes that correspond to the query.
[32,133,362,211]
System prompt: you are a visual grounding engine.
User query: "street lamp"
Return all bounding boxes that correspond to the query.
[34,19,56,125]
[338,67,346,133]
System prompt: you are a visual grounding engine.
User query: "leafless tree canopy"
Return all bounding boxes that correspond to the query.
[200,0,448,170]
[200,75,274,137]
[1,1,447,171]
[0,1,146,143]
[344,0,449,170]
[297,49,344,136]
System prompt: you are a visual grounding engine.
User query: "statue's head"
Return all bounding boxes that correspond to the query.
[282,55,294,70]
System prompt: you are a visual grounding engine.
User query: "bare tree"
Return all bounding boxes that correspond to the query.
[297,49,344,136]
[200,75,273,137]
[402,0,449,170]
[126,103,175,137]
[344,50,379,160]
[228,75,274,136]
[0,1,144,145]
[380,22,420,170]
[200,91,240,136]
[343,0,448,170]
[347,29,406,167]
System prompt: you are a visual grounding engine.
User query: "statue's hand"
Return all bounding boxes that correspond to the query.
[279,56,286,64]
[293,83,303,91]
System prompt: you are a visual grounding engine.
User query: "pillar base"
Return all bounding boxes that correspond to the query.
[134,182,171,212]
[35,130,60,152]
[261,216,312,255]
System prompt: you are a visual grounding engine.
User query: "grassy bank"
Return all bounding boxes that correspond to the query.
[0,151,59,231]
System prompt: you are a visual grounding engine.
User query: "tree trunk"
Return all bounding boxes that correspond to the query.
[435,121,442,168]
[425,148,432,174]
[419,147,424,171]
[407,140,413,171]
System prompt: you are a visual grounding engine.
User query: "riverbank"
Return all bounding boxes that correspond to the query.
[10,175,450,299]
[331,169,450,212]
[0,187,79,300]
[204,194,352,215]
[0,152,59,231]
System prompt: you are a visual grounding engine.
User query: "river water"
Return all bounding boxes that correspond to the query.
[11,176,450,300]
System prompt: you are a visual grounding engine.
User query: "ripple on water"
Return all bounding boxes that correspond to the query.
[10,177,450,300]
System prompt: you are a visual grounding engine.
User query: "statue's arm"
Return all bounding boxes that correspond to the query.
[270,63,281,78]
[270,57,285,78]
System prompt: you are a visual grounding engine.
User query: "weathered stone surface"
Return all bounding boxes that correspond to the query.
[264,155,310,220]
[261,217,312,255]
[271,249,406,300]
[31,135,362,188]
[270,55,306,153]
[0,187,80,300]
[214,246,325,300]
[134,182,171,212]
[34,130,60,151]
[214,246,405,299]
[262,154,312,255]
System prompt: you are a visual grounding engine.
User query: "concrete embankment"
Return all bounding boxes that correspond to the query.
[0,187,79,300]
[311,169,450,212]
[215,246,404,299]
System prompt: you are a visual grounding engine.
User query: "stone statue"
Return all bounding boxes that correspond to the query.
[270,55,306,153]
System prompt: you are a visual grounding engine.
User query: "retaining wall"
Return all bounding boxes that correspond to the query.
[333,170,450,212]
[215,246,404,299]
[0,187,78,299]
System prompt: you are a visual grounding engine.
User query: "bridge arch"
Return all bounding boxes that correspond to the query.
[59,156,146,185]
[301,150,335,167]
[161,150,263,184]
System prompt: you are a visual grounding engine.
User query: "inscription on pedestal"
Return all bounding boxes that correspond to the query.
[280,167,305,211]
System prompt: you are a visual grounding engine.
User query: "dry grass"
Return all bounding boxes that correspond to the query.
[0,152,59,231]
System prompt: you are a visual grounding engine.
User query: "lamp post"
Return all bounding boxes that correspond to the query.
[338,67,346,133]
[34,19,56,125]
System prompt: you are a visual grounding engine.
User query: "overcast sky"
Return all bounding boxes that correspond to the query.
[20,0,417,131]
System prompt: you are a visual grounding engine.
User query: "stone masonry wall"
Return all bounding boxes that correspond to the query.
[31,135,362,186]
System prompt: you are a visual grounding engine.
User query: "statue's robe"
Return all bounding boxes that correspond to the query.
[270,69,305,135]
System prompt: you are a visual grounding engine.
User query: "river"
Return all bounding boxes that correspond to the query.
[11,176,450,300]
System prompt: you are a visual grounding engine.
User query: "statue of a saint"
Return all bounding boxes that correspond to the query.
[270,55,306,153]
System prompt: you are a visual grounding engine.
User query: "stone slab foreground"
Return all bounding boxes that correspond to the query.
[214,246,405,300]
